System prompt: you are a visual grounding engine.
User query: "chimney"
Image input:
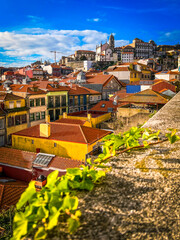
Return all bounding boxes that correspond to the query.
[87,113,92,122]
[63,112,67,118]
[40,123,51,138]
[46,115,50,123]
[35,175,47,191]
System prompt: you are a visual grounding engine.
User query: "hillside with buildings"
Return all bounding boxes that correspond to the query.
[0,34,180,239]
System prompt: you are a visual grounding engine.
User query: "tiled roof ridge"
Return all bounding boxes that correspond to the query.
[79,125,88,144]
[50,122,82,127]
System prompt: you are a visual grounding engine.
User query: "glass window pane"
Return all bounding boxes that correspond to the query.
[41,111,45,119]
[30,99,34,107]
[41,98,45,106]
[36,112,40,120]
[36,99,40,106]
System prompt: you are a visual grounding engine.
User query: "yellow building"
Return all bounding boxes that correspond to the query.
[12,122,111,161]
[0,93,28,144]
[58,111,111,128]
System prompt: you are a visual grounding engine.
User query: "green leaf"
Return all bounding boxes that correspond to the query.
[34,226,47,240]
[46,170,59,188]
[62,195,79,211]
[57,178,69,191]
[16,181,36,210]
[166,129,180,144]
[79,178,94,191]
[86,158,92,165]
[67,168,82,177]
[67,217,80,234]
[47,209,61,230]
[11,212,28,240]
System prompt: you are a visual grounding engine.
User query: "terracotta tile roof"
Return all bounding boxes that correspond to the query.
[13,123,111,144]
[110,89,133,100]
[67,84,100,95]
[0,93,25,101]
[0,179,28,210]
[54,118,86,125]
[46,156,82,169]
[10,84,46,95]
[0,147,35,169]
[0,147,82,172]
[119,89,168,104]
[106,67,129,72]
[86,75,119,86]
[33,81,69,92]
[90,100,118,112]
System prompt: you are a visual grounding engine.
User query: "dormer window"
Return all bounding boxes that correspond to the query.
[9,101,14,109]
[16,101,21,108]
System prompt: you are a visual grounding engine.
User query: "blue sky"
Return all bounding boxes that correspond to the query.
[0,0,179,66]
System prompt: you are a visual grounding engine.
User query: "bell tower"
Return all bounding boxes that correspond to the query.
[109,33,115,50]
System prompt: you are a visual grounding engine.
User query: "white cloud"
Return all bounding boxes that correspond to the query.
[87,18,101,22]
[0,28,129,66]
[158,30,180,43]
[115,40,130,47]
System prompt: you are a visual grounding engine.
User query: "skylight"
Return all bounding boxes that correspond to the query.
[33,153,55,167]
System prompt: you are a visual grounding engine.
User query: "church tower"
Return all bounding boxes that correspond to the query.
[109,33,115,50]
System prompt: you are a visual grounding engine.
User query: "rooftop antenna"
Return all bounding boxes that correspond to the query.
[50,51,62,64]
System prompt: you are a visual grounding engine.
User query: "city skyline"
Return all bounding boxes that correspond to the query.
[0,0,179,67]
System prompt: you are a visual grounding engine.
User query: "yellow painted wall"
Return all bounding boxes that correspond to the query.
[12,135,89,161]
[59,112,111,128]
[6,110,28,136]
[4,98,26,109]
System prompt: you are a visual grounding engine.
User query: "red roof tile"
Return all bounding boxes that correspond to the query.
[0,93,25,101]
[90,100,118,112]
[0,147,36,169]
[0,179,28,210]
[0,147,82,171]
[13,123,111,144]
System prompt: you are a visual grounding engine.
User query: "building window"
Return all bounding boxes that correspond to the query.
[9,101,14,109]
[8,117,14,127]
[36,98,40,107]
[16,101,21,108]
[32,140,34,144]
[15,115,21,125]
[22,114,27,124]
[48,96,54,108]
[74,96,78,106]
[61,95,66,107]
[41,98,45,106]
[80,96,83,105]
[98,96,101,100]
[90,96,93,101]
[54,143,57,147]
[41,111,45,119]
[30,99,34,107]
[55,96,60,107]
[36,112,40,120]
[69,97,73,106]
[30,113,35,122]
[0,119,4,129]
